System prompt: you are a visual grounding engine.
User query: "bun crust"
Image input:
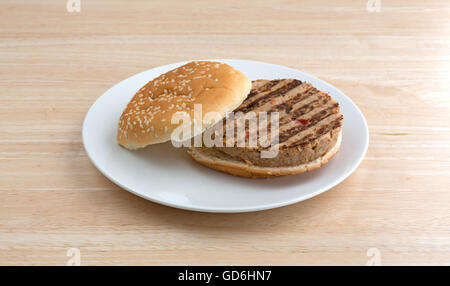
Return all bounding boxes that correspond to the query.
[187,131,342,178]
[117,61,251,149]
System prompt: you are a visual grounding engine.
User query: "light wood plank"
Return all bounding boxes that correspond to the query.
[0,0,449,265]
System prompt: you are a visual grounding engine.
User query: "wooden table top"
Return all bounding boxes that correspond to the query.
[1,0,449,265]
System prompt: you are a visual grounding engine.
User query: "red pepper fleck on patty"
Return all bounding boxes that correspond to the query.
[297,119,309,125]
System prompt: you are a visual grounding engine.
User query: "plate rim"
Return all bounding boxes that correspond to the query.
[82,59,370,213]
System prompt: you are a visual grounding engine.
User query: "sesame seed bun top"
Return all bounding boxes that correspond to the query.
[117,61,252,149]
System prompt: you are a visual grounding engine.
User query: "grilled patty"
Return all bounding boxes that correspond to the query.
[213,79,343,167]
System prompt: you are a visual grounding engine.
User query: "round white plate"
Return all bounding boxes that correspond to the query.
[82,59,369,213]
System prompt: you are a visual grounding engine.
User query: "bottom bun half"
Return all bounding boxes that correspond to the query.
[187,130,342,178]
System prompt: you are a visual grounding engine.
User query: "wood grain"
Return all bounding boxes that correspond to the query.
[0,0,449,265]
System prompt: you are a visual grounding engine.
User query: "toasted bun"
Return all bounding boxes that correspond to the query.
[117,61,251,149]
[187,131,342,178]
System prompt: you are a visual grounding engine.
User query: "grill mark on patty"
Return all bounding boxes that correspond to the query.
[239,80,284,108]
[244,98,337,146]
[237,79,302,113]
[288,119,343,148]
[267,86,316,114]
[290,99,320,118]
[258,79,281,93]
[278,99,338,129]
[247,84,316,136]
[278,105,340,144]
[263,109,339,149]
[277,94,333,126]
[254,83,314,116]
[247,90,259,99]
[220,79,342,150]
[278,115,342,149]
[285,86,316,103]
[248,91,317,139]
[247,80,272,98]
[245,101,340,148]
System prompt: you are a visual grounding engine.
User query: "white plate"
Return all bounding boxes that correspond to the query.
[82,59,369,213]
